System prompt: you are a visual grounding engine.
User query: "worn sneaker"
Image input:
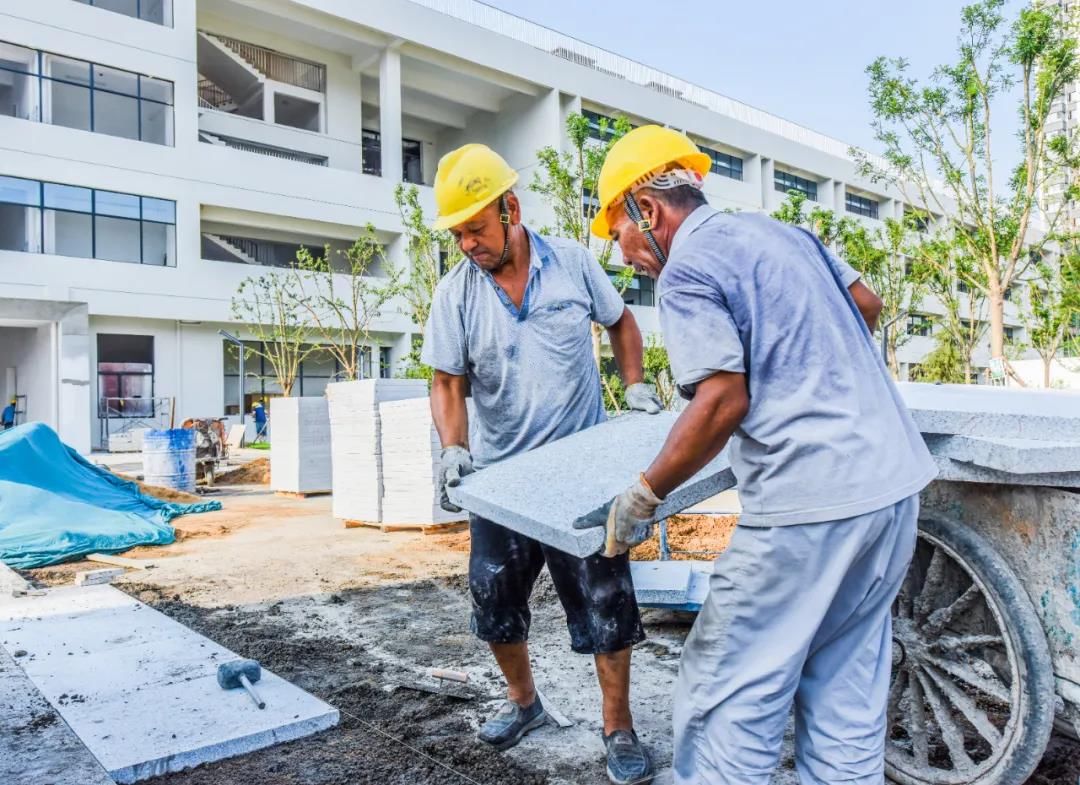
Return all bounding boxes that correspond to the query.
[604,729,654,785]
[477,697,547,750]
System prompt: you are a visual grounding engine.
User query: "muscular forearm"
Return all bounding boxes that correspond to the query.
[643,372,749,499]
[606,308,644,386]
[430,371,469,448]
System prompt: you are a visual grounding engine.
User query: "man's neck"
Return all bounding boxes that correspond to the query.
[490,226,532,283]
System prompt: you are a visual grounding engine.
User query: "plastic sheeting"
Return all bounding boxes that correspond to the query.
[0,422,221,569]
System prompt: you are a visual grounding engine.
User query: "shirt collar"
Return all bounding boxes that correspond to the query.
[669,204,719,260]
[468,226,551,276]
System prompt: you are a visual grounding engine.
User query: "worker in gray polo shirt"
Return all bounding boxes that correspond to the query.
[588,126,938,784]
[421,144,661,785]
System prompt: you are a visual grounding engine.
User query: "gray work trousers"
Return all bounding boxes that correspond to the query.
[672,494,919,784]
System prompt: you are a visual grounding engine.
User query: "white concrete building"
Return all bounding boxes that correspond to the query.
[0,0,1027,453]
[1044,0,1080,230]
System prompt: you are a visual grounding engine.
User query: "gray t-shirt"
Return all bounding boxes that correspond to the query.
[421,229,626,468]
[658,207,936,526]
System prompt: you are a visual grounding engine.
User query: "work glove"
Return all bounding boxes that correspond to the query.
[438,445,475,513]
[625,383,663,414]
[586,475,664,558]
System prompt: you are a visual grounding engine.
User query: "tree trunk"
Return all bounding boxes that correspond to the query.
[1044,358,1052,389]
[887,340,899,380]
[987,284,1005,362]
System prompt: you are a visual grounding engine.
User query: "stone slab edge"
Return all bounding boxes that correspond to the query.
[931,454,1080,489]
[926,434,1080,476]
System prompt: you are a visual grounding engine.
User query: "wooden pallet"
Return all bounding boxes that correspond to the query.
[274,490,331,499]
[343,519,468,535]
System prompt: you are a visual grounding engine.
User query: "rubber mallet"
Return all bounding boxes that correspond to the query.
[217,659,266,709]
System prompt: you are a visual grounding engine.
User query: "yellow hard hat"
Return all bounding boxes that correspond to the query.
[433,144,519,231]
[591,125,712,239]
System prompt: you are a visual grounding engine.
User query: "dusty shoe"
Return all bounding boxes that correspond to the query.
[477,697,546,750]
[604,729,654,785]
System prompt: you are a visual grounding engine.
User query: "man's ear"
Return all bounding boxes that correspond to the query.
[636,193,661,230]
[506,191,522,225]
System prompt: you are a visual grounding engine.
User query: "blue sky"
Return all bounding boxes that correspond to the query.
[484,0,1030,177]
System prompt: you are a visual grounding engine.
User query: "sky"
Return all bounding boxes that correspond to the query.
[484,0,1031,177]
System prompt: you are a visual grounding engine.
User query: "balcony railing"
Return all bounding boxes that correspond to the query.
[199,132,329,166]
[198,77,234,109]
[409,0,886,168]
[209,32,326,93]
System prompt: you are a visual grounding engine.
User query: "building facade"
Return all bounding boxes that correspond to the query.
[1044,0,1080,231]
[0,0,1028,453]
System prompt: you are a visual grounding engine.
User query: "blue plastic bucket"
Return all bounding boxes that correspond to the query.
[142,428,197,493]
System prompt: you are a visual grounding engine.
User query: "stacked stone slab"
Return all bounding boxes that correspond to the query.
[449,413,736,558]
[326,379,428,523]
[379,397,469,526]
[899,383,1080,488]
[270,397,332,495]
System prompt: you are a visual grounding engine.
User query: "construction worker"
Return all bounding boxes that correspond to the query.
[1,398,15,430]
[423,143,661,785]
[252,400,268,442]
[587,126,938,784]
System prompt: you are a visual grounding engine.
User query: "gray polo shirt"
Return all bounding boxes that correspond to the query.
[658,207,936,526]
[421,228,626,468]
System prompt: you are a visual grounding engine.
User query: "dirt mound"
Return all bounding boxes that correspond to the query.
[134,480,203,504]
[631,514,737,561]
[215,458,270,485]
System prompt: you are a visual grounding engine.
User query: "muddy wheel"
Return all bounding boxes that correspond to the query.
[886,515,1054,785]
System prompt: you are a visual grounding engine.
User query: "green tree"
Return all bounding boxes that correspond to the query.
[856,0,1080,370]
[393,184,463,382]
[1021,246,1080,386]
[230,270,315,397]
[911,331,968,383]
[532,112,634,395]
[290,227,402,381]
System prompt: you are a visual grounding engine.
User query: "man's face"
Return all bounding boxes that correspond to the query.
[450,195,519,272]
[609,206,665,280]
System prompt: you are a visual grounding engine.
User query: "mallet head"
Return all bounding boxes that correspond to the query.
[217,658,262,690]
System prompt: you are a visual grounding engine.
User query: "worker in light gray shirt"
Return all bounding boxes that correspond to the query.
[587,126,937,784]
[421,143,662,785]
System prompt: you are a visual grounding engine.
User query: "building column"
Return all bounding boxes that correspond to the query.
[760,158,775,209]
[819,178,835,210]
[743,154,762,209]
[379,45,403,183]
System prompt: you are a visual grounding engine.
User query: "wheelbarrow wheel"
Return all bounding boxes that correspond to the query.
[886,514,1055,785]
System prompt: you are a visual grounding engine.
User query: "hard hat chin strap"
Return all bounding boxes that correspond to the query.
[624,193,667,267]
[496,193,512,267]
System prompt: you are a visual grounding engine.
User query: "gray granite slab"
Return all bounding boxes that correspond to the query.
[630,561,692,606]
[0,646,114,785]
[900,382,1080,441]
[929,453,1080,489]
[925,433,1080,476]
[448,413,736,558]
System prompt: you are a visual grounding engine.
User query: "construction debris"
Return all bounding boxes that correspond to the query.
[86,554,155,571]
[73,568,124,587]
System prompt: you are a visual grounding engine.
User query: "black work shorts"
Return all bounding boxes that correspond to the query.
[468,515,645,655]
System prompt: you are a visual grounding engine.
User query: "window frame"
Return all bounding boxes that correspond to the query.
[774,169,818,201]
[703,147,744,181]
[845,192,880,219]
[0,175,176,266]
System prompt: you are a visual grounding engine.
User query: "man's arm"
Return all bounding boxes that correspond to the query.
[430,370,470,448]
[642,372,749,499]
[849,280,883,333]
[605,307,644,387]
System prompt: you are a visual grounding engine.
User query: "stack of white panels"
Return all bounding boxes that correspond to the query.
[270,397,332,494]
[380,398,473,526]
[326,380,427,523]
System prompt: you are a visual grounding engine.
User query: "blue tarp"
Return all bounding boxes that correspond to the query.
[0,422,221,569]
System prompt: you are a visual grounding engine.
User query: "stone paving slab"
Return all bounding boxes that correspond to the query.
[0,585,339,783]
[899,382,1080,441]
[925,433,1080,476]
[0,645,114,785]
[630,561,693,606]
[929,453,1080,489]
[449,413,736,558]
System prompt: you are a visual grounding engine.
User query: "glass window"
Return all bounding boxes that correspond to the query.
[95,190,140,219]
[46,55,90,85]
[845,192,879,219]
[46,209,93,258]
[362,129,381,176]
[0,176,40,206]
[141,221,174,266]
[0,42,37,74]
[93,89,140,140]
[403,138,423,184]
[0,203,41,252]
[94,215,141,262]
[141,197,175,223]
[774,170,818,201]
[93,65,138,96]
[93,0,140,18]
[48,80,92,131]
[0,69,38,121]
[139,99,173,145]
[139,76,173,105]
[44,183,92,212]
[704,148,743,181]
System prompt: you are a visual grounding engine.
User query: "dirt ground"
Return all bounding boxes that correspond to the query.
[21,487,1080,785]
[631,514,738,561]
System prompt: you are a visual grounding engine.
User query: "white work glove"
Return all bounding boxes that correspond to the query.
[581,475,663,558]
[625,383,662,414]
[438,445,474,513]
